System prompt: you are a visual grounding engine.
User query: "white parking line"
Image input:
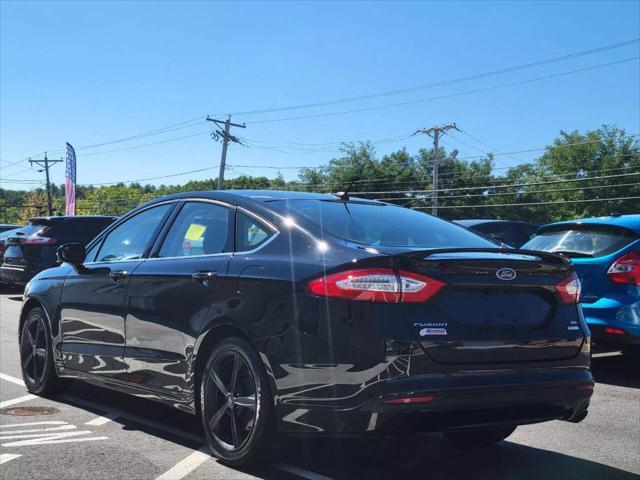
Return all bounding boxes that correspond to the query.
[592,351,622,358]
[275,462,335,480]
[85,411,120,426]
[0,453,21,465]
[155,446,212,480]
[0,372,333,480]
[0,373,25,387]
[0,394,37,409]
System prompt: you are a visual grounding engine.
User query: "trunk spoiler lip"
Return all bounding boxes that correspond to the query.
[391,247,572,266]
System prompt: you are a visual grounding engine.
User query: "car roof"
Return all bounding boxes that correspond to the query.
[539,214,640,234]
[454,219,539,227]
[137,190,386,211]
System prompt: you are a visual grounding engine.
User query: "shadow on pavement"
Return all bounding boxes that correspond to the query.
[52,381,638,480]
[279,435,639,480]
[592,352,640,389]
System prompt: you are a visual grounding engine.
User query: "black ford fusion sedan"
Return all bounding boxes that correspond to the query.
[19,190,593,466]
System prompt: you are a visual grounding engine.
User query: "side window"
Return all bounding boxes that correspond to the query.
[158,202,232,257]
[95,204,172,262]
[236,211,273,251]
[84,241,100,263]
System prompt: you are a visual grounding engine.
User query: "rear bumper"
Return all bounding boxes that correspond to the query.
[0,264,35,285]
[278,368,593,435]
[582,298,640,348]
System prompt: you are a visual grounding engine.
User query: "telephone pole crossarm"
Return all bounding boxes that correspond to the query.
[413,123,459,216]
[29,152,63,216]
[206,116,246,190]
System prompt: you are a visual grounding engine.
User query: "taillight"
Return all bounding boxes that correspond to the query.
[556,272,581,304]
[604,327,626,335]
[307,268,445,303]
[21,236,57,245]
[607,251,640,285]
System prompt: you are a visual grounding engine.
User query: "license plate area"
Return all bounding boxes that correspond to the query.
[434,288,554,332]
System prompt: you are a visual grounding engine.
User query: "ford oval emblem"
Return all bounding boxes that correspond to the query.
[496,268,517,281]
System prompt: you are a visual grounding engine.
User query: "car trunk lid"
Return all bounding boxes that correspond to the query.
[386,248,584,364]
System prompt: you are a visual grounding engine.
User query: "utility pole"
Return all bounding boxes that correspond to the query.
[29,152,63,216]
[413,123,459,216]
[206,116,246,190]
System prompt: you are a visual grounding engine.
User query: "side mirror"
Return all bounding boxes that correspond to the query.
[57,243,86,265]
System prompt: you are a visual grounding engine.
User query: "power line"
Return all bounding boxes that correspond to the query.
[375,181,640,201]
[218,39,640,117]
[244,57,639,124]
[351,171,640,195]
[79,166,220,186]
[421,195,640,210]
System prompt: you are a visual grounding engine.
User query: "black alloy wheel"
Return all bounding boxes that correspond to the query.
[201,337,276,467]
[20,311,48,385]
[19,307,67,395]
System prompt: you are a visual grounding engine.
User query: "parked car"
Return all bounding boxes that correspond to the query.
[0,224,20,235]
[0,227,23,259]
[523,214,639,356]
[454,219,539,248]
[1,215,116,286]
[19,191,592,467]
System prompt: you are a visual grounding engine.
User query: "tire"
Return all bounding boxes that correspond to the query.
[200,337,277,467]
[19,306,69,395]
[444,426,517,448]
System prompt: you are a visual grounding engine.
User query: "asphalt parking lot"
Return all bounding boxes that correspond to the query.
[0,290,638,480]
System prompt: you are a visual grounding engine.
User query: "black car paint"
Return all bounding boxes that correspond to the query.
[21,191,593,434]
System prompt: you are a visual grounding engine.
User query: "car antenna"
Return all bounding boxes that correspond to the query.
[335,164,364,201]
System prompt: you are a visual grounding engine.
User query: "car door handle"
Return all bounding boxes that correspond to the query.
[108,270,130,282]
[192,271,217,286]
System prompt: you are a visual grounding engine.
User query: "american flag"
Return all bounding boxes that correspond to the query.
[65,143,76,216]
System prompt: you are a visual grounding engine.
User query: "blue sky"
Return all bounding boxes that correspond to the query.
[1,1,639,190]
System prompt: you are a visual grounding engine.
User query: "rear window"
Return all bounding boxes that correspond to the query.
[0,228,23,239]
[17,224,45,237]
[474,223,537,248]
[30,218,115,244]
[523,226,637,257]
[275,200,496,248]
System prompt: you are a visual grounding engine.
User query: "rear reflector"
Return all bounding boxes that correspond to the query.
[607,251,640,286]
[604,327,626,335]
[307,268,445,303]
[382,395,435,405]
[556,272,581,304]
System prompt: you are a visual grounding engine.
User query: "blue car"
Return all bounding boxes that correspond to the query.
[523,214,640,356]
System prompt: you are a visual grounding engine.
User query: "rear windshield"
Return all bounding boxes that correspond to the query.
[275,200,496,248]
[17,224,45,237]
[28,218,115,243]
[0,228,23,239]
[474,223,538,248]
[523,226,637,257]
